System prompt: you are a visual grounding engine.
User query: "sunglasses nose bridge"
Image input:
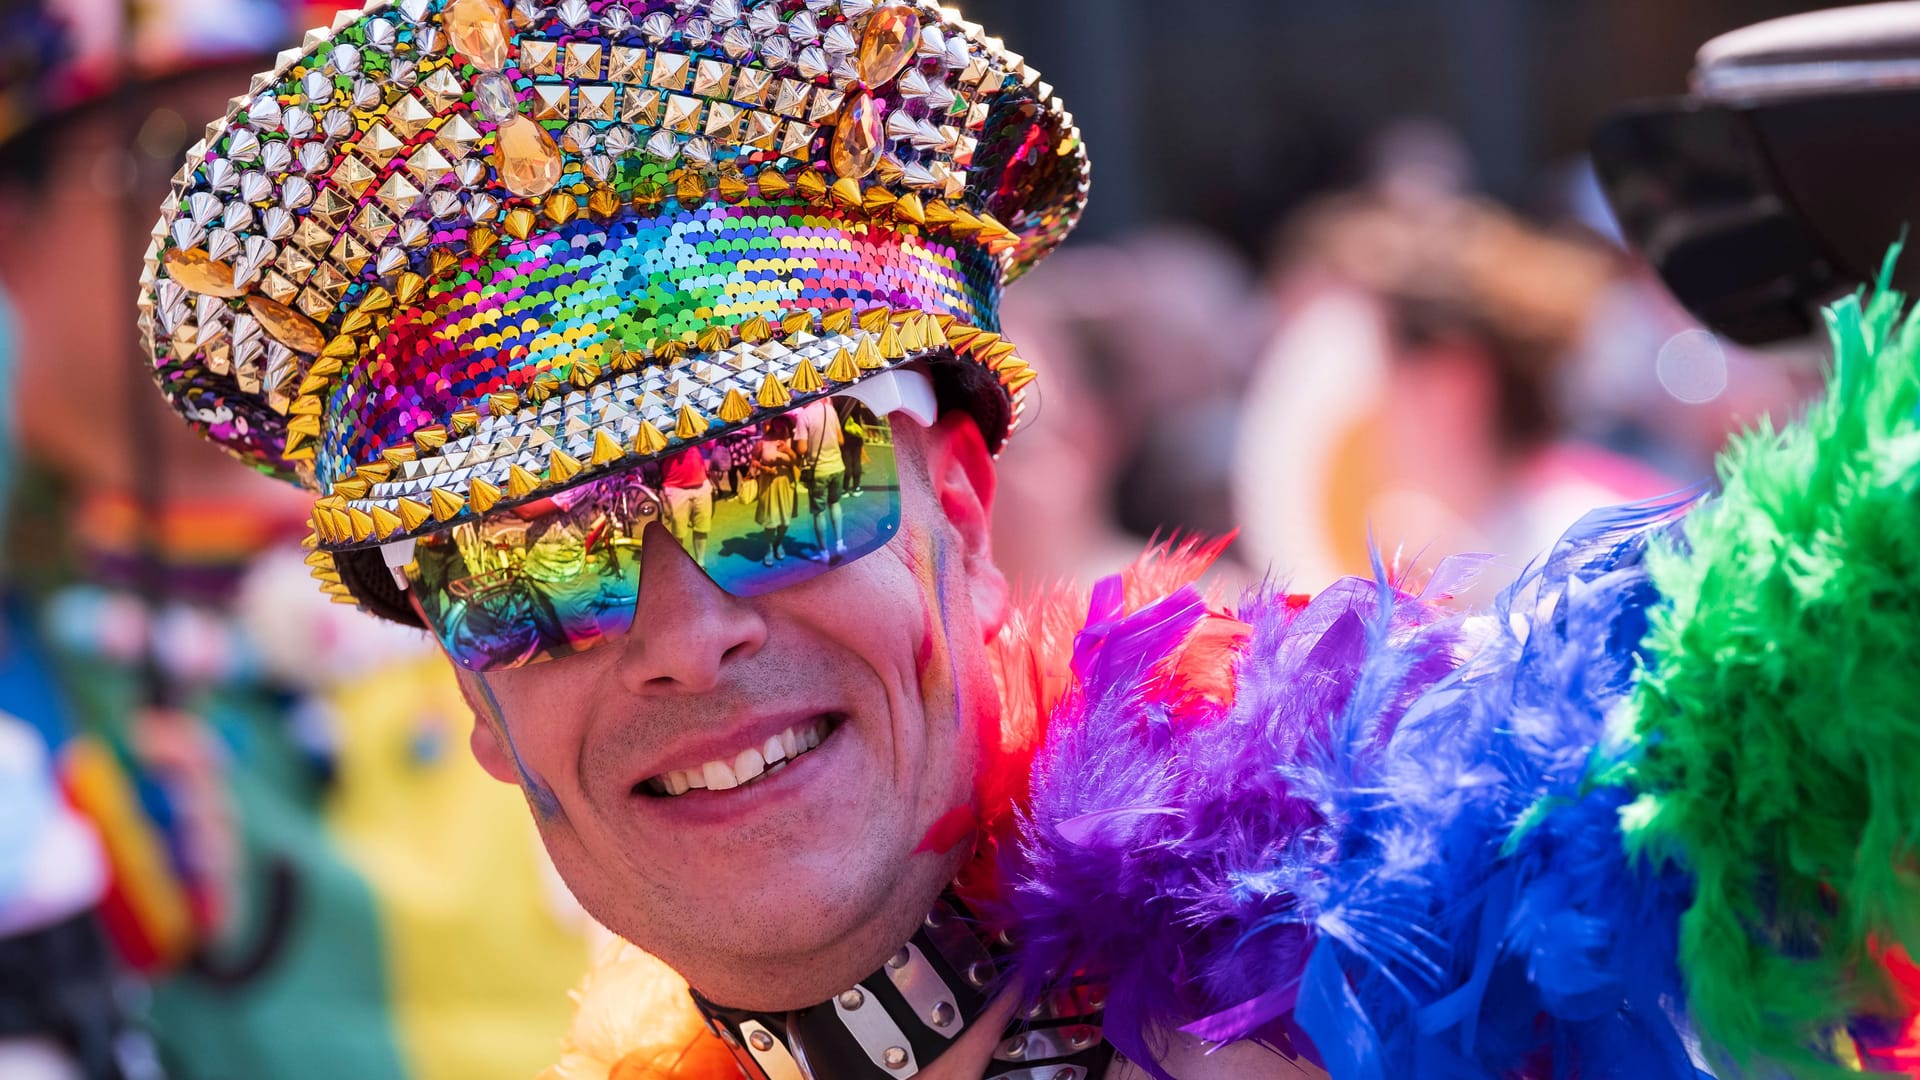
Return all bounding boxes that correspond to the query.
[615,521,770,693]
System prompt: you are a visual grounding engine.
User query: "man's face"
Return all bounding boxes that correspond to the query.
[457,419,1007,1010]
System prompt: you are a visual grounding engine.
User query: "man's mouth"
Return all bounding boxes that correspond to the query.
[638,714,840,798]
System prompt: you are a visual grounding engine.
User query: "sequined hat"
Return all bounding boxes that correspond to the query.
[139,0,1086,615]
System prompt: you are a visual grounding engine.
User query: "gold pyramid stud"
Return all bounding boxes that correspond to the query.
[591,429,626,466]
[395,497,432,532]
[718,388,754,423]
[429,487,466,522]
[634,422,670,456]
[790,359,825,394]
[507,464,542,499]
[548,449,584,484]
[370,504,405,537]
[469,477,503,514]
[675,406,710,440]
[757,373,792,408]
[826,348,861,382]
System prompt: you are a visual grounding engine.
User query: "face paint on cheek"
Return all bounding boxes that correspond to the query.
[462,669,564,821]
[902,525,964,727]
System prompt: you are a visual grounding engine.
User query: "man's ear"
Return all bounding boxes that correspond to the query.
[408,590,522,786]
[922,411,1010,638]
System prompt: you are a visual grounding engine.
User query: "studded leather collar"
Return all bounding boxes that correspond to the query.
[692,893,1114,1080]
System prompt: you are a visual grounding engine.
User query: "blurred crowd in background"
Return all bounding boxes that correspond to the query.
[0,1,1851,1079]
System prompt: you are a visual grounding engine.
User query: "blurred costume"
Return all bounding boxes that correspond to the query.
[1,2,585,1078]
[135,2,1917,1080]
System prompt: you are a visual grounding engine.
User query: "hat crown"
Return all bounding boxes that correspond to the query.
[142,0,1079,560]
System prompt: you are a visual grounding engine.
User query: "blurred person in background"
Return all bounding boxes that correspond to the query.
[995,228,1267,591]
[0,1,585,1077]
[1235,159,1674,595]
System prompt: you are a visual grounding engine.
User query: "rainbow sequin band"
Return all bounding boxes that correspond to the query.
[323,203,996,478]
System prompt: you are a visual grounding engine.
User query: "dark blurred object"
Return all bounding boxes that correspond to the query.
[1594,2,1920,346]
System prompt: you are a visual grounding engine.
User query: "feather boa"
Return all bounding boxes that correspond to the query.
[1006,264,1920,1078]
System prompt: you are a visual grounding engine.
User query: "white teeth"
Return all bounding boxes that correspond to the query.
[650,719,833,798]
[704,759,739,792]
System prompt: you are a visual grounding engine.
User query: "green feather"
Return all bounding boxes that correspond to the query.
[1629,246,1920,1076]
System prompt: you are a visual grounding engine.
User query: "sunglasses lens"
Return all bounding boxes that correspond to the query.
[408,399,900,672]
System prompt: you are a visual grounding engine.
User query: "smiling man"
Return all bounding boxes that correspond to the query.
[139,2,1920,1079]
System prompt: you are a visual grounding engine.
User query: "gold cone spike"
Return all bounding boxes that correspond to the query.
[544,192,578,226]
[429,487,466,522]
[740,315,773,344]
[503,207,538,241]
[781,311,815,337]
[673,171,705,205]
[330,508,356,541]
[634,422,670,456]
[287,415,323,437]
[413,425,449,453]
[826,348,861,382]
[894,192,926,225]
[469,226,499,258]
[469,477,503,514]
[874,323,903,360]
[920,313,949,348]
[547,449,584,483]
[383,445,418,466]
[450,409,480,435]
[790,358,825,393]
[320,334,360,362]
[589,187,621,219]
[1004,367,1039,393]
[675,406,710,440]
[357,461,394,483]
[495,115,564,198]
[757,373,792,408]
[289,395,325,416]
[717,169,750,203]
[611,346,639,372]
[395,497,432,532]
[305,550,334,568]
[331,477,371,500]
[823,307,855,334]
[445,0,511,71]
[572,359,602,387]
[298,374,332,397]
[859,306,893,334]
[697,325,734,352]
[924,200,957,229]
[796,170,829,202]
[164,248,245,297]
[855,334,888,369]
[591,429,626,466]
[339,311,377,340]
[830,176,864,208]
[946,323,981,350]
[429,248,460,277]
[951,209,984,238]
[858,5,922,87]
[718,388,754,423]
[526,379,554,403]
[830,91,883,180]
[489,390,521,414]
[862,187,898,217]
[506,464,542,499]
[898,314,928,353]
[756,169,791,199]
[246,296,326,354]
[395,272,427,306]
[656,339,689,363]
[356,286,396,315]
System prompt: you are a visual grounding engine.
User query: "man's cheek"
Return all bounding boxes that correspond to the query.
[461,669,566,821]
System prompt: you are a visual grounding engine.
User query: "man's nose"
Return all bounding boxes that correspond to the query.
[614,522,767,693]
